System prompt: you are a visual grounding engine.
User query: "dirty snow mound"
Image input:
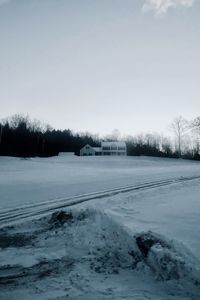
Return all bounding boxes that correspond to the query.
[135,231,200,284]
[0,209,200,299]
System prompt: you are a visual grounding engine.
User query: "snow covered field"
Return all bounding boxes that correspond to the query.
[0,155,200,299]
[1,154,200,210]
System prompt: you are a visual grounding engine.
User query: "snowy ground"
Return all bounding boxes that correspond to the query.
[0,155,200,299]
[1,154,200,210]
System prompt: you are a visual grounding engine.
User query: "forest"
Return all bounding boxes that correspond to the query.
[0,114,200,160]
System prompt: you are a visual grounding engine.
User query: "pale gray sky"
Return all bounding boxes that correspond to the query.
[0,0,199,136]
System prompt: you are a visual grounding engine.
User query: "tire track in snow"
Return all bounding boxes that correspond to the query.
[0,175,200,228]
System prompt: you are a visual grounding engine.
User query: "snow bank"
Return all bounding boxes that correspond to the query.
[47,208,136,273]
[42,209,200,291]
[1,208,200,299]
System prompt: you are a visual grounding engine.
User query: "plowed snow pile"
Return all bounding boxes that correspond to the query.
[0,208,200,300]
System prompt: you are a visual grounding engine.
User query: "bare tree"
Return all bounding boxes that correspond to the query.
[190,117,200,154]
[160,136,173,155]
[7,113,30,129]
[170,116,189,157]
[191,117,200,133]
[104,129,121,141]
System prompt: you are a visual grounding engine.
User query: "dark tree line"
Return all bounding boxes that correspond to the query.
[0,114,200,160]
[125,135,179,159]
[0,115,100,157]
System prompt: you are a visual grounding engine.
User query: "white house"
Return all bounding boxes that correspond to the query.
[80,144,97,156]
[101,141,126,156]
[80,142,127,156]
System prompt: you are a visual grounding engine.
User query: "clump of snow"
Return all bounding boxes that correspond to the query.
[135,231,200,283]
[48,210,73,229]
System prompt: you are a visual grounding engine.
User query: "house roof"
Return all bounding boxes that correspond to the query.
[81,144,93,149]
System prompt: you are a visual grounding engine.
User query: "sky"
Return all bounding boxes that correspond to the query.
[0,0,199,136]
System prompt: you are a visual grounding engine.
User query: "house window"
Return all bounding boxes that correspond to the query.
[118,147,125,150]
